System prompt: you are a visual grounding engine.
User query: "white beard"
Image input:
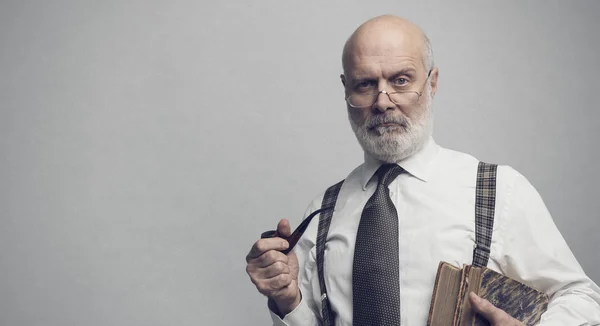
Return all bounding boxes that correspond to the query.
[349,86,434,164]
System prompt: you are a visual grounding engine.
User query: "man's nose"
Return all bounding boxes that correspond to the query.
[373,90,395,113]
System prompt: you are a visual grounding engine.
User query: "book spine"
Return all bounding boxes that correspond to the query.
[427,262,445,326]
[453,265,471,326]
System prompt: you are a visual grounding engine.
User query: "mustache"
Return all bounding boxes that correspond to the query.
[365,114,409,129]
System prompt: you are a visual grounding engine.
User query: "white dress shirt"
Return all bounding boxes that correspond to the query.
[270,137,600,325]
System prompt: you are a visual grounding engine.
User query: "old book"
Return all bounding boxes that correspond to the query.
[427,261,549,326]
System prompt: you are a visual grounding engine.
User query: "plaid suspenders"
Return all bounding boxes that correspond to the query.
[313,161,498,324]
[472,162,498,267]
[316,180,344,326]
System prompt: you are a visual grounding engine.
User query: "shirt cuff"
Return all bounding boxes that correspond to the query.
[269,297,319,326]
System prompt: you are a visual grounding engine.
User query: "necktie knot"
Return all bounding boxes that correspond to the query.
[376,164,404,188]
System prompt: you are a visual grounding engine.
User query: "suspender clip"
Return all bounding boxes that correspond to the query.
[321,292,327,302]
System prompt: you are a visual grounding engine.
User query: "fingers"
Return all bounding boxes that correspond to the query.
[246,237,289,262]
[254,273,295,296]
[248,249,290,269]
[257,260,291,279]
[247,219,294,261]
[469,292,514,325]
[246,249,295,299]
[246,238,293,293]
[277,219,292,238]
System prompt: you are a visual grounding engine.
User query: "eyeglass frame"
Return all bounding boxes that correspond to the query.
[344,69,433,108]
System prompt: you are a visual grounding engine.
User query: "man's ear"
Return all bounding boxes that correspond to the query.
[429,68,439,97]
[340,74,347,87]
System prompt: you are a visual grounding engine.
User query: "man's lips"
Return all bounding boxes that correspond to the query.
[371,122,403,128]
[367,121,406,134]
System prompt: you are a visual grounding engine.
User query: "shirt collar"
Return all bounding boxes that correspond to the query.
[359,136,440,190]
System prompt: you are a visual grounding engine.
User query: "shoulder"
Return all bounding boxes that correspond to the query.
[440,147,548,220]
[495,165,547,215]
[433,146,535,192]
[429,147,481,187]
[496,165,532,189]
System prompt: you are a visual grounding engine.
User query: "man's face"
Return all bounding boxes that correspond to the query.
[341,28,438,163]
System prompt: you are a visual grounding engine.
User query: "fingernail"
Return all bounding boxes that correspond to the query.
[470,292,481,303]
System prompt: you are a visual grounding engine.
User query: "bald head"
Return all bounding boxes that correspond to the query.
[342,15,434,75]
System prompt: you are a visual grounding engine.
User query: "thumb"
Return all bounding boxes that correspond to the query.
[277,219,292,238]
[469,292,508,324]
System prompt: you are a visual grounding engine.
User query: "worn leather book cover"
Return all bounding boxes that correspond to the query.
[427,262,549,326]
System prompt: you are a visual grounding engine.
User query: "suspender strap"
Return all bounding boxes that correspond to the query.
[316,180,344,326]
[472,161,498,267]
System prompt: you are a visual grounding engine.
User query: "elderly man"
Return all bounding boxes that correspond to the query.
[246,15,600,325]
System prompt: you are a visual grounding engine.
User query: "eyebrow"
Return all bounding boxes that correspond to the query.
[388,68,417,79]
[351,68,418,81]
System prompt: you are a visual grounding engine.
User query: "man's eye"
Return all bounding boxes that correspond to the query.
[393,78,408,86]
[355,81,375,89]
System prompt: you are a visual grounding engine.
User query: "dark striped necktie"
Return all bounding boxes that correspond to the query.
[353,163,403,325]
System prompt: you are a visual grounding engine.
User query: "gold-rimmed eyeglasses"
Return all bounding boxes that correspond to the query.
[345,70,432,108]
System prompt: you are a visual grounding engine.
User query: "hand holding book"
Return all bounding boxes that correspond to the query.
[469,292,525,326]
[427,262,548,326]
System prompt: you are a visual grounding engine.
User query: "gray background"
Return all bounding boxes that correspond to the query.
[1,1,598,325]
